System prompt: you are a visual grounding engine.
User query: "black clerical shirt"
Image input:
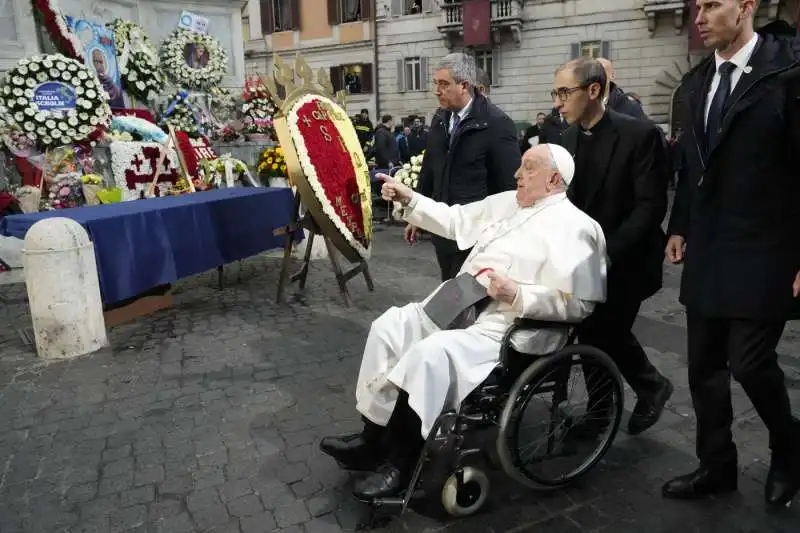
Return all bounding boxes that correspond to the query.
[570,112,612,209]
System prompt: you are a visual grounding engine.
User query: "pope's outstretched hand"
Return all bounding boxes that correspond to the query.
[377,173,414,205]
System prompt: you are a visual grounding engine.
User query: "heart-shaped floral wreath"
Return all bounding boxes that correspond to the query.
[284,94,372,260]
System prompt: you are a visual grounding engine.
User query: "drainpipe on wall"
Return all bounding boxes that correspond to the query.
[372,0,380,118]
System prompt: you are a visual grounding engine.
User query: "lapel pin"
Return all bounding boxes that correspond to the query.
[743,66,753,74]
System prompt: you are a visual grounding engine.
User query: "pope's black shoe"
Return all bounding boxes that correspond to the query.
[765,458,800,507]
[319,433,383,472]
[662,466,738,500]
[628,379,674,435]
[353,464,408,501]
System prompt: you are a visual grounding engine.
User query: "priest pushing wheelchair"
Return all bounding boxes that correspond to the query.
[321,145,625,516]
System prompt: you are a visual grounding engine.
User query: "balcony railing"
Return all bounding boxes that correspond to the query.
[439,0,523,28]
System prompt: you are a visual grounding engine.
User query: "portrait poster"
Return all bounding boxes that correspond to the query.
[65,17,127,109]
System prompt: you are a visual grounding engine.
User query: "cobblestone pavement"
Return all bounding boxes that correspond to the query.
[1,225,799,533]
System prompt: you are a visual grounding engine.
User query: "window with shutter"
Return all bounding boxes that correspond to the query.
[360,0,372,20]
[290,0,301,30]
[421,0,433,12]
[396,58,405,92]
[260,0,274,34]
[340,0,362,23]
[419,57,429,91]
[327,0,340,25]
[337,63,371,94]
[360,63,373,93]
[570,42,580,59]
[390,0,404,16]
[490,49,500,87]
[579,41,602,59]
[330,66,344,93]
[600,41,611,59]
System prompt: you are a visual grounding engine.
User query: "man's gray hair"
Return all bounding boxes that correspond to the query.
[435,53,478,87]
[557,57,608,100]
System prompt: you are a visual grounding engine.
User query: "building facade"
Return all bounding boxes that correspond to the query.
[375,0,799,130]
[245,0,378,118]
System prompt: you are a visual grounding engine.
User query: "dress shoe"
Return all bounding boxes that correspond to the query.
[319,433,383,471]
[662,466,738,500]
[353,464,408,501]
[765,458,800,507]
[628,379,674,435]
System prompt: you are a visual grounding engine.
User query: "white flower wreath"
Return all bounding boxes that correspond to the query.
[160,28,227,91]
[107,19,164,103]
[0,54,111,148]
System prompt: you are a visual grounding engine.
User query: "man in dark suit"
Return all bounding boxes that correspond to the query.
[410,52,520,280]
[662,0,800,506]
[538,107,568,144]
[373,114,400,169]
[552,57,674,435]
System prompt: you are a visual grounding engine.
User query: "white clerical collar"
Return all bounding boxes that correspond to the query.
[714,32,758,74]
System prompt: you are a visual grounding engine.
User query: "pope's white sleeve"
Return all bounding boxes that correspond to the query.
[403,193,488,249]
[511,286,596,322]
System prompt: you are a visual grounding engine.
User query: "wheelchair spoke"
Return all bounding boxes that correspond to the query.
[499,349,624,487]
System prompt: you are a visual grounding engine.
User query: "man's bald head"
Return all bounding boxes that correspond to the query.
[597,58,614,82]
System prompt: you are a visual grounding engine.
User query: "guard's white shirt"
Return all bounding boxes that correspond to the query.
[355,191,608,437]
[704,33,759,126]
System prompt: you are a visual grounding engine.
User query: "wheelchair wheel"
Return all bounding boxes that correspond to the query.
[496,344,623,491]
[441,466,490,517]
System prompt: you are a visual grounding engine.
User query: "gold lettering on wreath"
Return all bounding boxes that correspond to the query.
[320,125,333,142]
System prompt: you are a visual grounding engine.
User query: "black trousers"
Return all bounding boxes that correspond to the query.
[434,246,471,282]
[365,391,425,471]
[579,295,665,402]
[686,311,796,468]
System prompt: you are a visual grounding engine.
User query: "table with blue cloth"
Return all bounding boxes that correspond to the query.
[0,187,299,305]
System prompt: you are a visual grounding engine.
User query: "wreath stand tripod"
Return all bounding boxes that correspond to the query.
[276,193,374,307]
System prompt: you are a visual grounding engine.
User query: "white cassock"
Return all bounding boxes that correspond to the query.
[356,190,608,438]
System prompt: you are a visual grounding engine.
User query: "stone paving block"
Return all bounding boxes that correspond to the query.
[3,227,800,533]
[108,504,146,532]
[239,511,278,533]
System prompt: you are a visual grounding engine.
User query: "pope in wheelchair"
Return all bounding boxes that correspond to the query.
[321,144,616,508]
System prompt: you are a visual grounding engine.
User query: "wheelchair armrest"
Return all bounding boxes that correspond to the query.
[498,318,580,369]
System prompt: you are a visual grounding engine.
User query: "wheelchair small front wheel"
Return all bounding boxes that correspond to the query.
[441,466,490,517]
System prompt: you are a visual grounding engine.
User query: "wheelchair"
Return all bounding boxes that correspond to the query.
[370,318,625,518]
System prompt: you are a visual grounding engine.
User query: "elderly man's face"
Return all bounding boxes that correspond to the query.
[514,146,560,207]
[92,52,106,74]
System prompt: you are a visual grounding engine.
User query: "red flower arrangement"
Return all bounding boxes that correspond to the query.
[287,95,372,257]
[31,0,83,59]
[174,131,218,179]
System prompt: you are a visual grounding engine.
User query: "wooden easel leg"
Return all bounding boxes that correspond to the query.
[361,260,375,291]
[290,230,314,289]
[276,232,295,303]
[276,193,302,303]
[323,236,352,307]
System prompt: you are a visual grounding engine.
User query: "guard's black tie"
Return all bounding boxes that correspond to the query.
[705,61,736,153]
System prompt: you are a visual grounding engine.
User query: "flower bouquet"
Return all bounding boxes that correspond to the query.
[241,77,276,140]
[47,172,85,209]
[159,91,198,134]
[198,154,252,188]
[390,152,424,219]
[107,19,163,104]
[81,173,103,205]
[13,185,42,213]
[257,146,289,187]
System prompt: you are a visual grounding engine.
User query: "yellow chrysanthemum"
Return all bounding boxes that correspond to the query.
[271,164,278,170]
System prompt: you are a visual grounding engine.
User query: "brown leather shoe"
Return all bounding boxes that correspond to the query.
[662,466,738,500]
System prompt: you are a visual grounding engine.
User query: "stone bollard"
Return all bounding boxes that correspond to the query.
[21,218,107,359]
